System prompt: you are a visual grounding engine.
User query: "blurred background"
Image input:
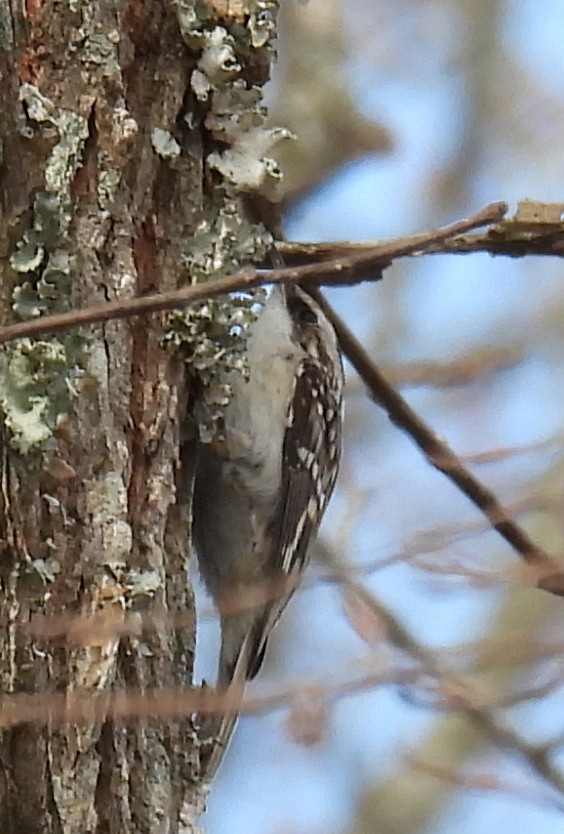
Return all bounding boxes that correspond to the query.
[198,1,564,832]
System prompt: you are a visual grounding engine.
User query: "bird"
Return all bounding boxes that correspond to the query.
[192,280,344,781]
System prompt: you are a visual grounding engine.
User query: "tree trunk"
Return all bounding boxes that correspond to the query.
[0,1,281,830]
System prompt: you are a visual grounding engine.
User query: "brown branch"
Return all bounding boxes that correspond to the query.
[0,202,506,345]
[279,199,564,263]
[0,667,419,729]
[279,233,564,262]
[307,287,564,598]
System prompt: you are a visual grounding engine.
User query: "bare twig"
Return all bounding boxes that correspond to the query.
[409,756,564,812]
[279,232,564,262]
[278,199,564,263]
[0,202,506,345]
[322,549,564,797]
[377,345,523,389]
[0,667,418,729]
[307,287,564,597]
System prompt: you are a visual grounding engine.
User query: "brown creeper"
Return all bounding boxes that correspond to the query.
[192,282,343,779]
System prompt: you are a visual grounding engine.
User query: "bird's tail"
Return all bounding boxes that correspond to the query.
[198,594,281,782]
[197,632,255,783]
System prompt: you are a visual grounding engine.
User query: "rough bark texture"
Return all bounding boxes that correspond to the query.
[0,0,281,831]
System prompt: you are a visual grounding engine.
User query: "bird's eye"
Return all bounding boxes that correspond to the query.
[296,302,317,325]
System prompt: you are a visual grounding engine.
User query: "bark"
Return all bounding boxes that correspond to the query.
[0,0,281,831]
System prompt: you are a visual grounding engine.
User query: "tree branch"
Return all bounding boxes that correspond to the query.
[307,287,564,598]
[0,201,506,345]
[279,199,564,263]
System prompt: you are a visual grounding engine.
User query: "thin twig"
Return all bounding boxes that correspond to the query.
[278,215,564,263]
[0,202,506,345]
[307,287,564,597]
[0,666,419,729]
[409,756,564,813]
[323,549,564,798]
[378,345,523,389]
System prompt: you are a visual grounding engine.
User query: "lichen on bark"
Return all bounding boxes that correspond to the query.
[1,84,89,453]
[170,0,289,441]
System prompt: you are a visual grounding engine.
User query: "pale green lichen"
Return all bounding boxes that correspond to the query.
[203,80,263,141]
[190,27,241,101]
[248,5,277,47]
[189,19,290,199]
[83,32,118,66]
[97,163,122,212]
[3,86,89,454]
[176,1,289,200]
[173,0,209,46]
[151,127,182,160]
[167,293,263,443]
[168,1,285,440]
[12,247,73,319]
[166,205,270,441]
[186,200,273,280]
[32,556,61,584]
[198,26,241,84]
[10,241,45,275]
[97,106,137,210]
[19,85,89,197]
[125,569,163,597]
[0,338,78,454]
[10,191,70,280]
[208,125,291,198]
